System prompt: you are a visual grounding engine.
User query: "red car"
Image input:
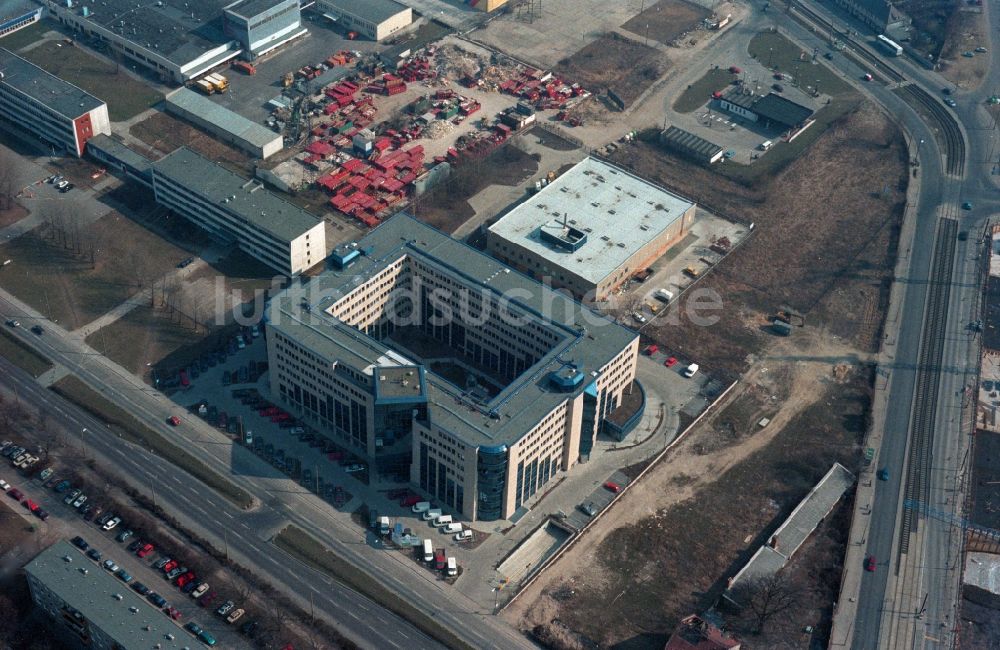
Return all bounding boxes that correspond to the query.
[137,543,155,558]
[7,488,23,501]
[23,499,38,511]
[643,344,658,356]
[664,357,678,367]
[176,571,196,588]
[400,495,421,507]
[603,481,622,493]
[865,555,876,572]
[162,560,178,574]
[167,416,181,426]
[164,606,182,620]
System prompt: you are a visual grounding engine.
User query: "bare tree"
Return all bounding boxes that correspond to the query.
[0,148,16,212]
[731,572,801,635]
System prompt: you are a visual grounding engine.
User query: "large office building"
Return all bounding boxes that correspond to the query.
[25,540,192,650]
[151,147,325,276]
[317,0,412,42]
[40,0,303,83]
[486,157,696,302]
[0,0,43,40]
[265,214,640,521]
[224,0,307,60]
[0,48,110,157]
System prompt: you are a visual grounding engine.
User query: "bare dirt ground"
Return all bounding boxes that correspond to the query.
[504,103,905,648]
[939,9,990,89]
[0,204,28,229]
[606,102,907,378]
[504,329,869,648]
[130,112,253,174]
[621,0,711,46]
[410,143,539,233]
[555,33,668,108]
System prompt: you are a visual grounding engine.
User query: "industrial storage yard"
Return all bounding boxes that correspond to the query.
[0,0,996,649]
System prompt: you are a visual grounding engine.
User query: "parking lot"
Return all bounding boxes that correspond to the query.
[0,443,248,647]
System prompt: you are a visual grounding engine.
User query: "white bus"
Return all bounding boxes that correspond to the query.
[877,35,902,57]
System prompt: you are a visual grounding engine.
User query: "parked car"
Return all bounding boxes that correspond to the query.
[216,600,235,616]
[102,559,119,572]
[35,508,49,521]
[198,630,217,647]
[54,480,71,493]
[148,592,168,608]
[161,560,178,574]
[0,478,8,491]
[191,582,210,599]
[176,571,196,588]
[71,536,89,550]
[166,565,185,580]
[184,622,203,636]
[102,516,121,531]
[137,543,155,558]
[165,606,182,620]
[603,481,622,493]
[116,568,133,583]
[153,557,172,570]
[87,548,102,561]
[344,463,365,474]
[198,591,217,608]
[30,325,43,335]
[182,578,201,594]
[116,529,134,543]
[682,363,699,378]
[7,488,23,500]
[664,356,678,367]
[226,608,245,624]
[72,494,88,508]
[132,582,151,595]
[63,489,81,505]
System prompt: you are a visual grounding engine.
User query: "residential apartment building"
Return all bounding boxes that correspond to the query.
[317,0,412,41]
[0,48,110,157]
[25,540,191,650]
[265,214,639,521]
[151,147,325,276]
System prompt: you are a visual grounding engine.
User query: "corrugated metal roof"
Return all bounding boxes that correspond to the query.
[165,88,282,151]
[661,126,723,160]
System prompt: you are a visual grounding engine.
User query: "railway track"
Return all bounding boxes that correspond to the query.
[898,218,957,557]
[790,1,966,177]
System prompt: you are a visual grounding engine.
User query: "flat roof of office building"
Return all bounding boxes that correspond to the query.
[87,134,154,173]
[166,88,282,152]
[152,146,321,243]
[25,540,191,650]
[324,0,411,23]
[0,48,106,118]
[0,0,38,20]
[487,157,694,286]
[266,213,637,449]
[226,0,294,18]
[66,0,232,66]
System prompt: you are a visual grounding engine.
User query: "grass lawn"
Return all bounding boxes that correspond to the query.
[0,20,48,53]
[21,41,163,121]
[0,328,52,377]
[50,375,253,508]
[274,525,475,650]
[0,212,188,330]
[673,68,736,113]
[85,305,201,375]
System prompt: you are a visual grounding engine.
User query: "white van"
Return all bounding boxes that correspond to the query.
[455,529,474,542]
[683,363,700,378]
[759,140,773,151]
[422,539,433,562]
[422,509,442,521]
[442,522,462,534]
[411,501,431,514]
[654,288,674,303]
[434,515,453,527]
[446,557,458,577]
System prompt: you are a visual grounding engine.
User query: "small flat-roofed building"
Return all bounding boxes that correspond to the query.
[660,126,725,164]
[718,89,815,131]
[265,213,639,521]
[25,540,192,650]
[165,87,282,159]
[224,0,306,60]
[0,0,42,40]
[0,48,110,157]
[486,157,696,301]
[87,134,154,187]
[317,0,412,41]
[151,146,325,276]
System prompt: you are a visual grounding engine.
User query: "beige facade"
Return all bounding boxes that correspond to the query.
[317,0,412,41]
[474,0,511,10]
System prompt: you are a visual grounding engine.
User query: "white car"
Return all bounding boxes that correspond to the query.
[72,494,88,508]
[0,479,10,491]
[191,582,210,598]
[454,529,473,542]
[102,516,121,531]
[682,363,699,378]
[632,311,647,324]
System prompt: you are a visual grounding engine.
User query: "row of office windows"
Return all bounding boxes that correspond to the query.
[419,443,464,511]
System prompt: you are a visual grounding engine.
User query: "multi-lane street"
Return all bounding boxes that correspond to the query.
[778,1,997,649]
[0,290,532,650]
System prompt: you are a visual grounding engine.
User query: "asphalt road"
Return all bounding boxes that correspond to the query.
[777,1,999,648]
[0,288,533,650]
